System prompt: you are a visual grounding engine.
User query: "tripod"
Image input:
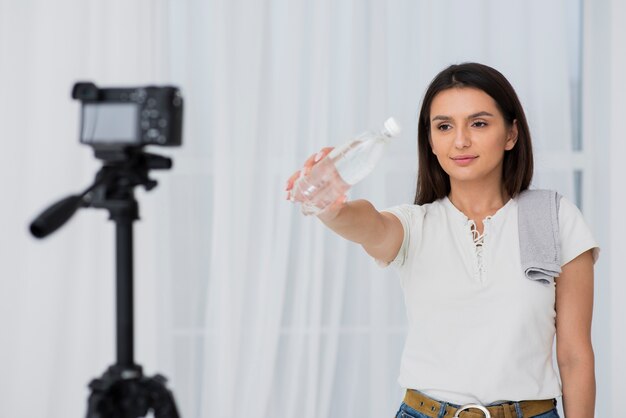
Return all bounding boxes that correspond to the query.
[30,148,180,418]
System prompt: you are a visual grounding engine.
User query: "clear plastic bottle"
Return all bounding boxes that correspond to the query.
[290,117,401,215]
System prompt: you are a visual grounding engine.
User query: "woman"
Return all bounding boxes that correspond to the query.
[286,63,598,418]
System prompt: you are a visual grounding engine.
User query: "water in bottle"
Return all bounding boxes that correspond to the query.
[290,117,401,215]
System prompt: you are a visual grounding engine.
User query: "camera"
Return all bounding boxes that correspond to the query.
[72,82,183,149]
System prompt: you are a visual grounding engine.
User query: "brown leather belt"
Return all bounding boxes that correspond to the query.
[403,390,556,418]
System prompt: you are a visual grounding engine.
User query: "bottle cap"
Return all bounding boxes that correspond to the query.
[383,117,402,137]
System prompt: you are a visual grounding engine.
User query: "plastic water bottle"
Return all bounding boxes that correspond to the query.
[290,117,401,215]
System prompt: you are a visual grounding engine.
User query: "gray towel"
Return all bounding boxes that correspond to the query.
[518,189,562,284]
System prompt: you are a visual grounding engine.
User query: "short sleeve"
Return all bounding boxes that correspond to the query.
[558,197,600,266]
[377,204,426,268]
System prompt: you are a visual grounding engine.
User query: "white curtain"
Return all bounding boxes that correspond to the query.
[0,0,618,417]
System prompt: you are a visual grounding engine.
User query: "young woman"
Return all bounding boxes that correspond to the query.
[286,63,598,418]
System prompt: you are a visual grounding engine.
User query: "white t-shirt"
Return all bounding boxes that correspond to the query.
[382,195,599,405]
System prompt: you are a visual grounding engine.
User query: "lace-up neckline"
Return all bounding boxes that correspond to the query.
[442,197,512,281]
[468,219,486,247]
[467,217,491,277]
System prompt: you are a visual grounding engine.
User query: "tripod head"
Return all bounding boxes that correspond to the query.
[30,147,172,239]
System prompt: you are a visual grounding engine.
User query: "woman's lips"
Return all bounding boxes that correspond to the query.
[451,155,478,166]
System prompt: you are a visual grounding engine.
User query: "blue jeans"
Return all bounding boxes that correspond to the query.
[395,402,560,418]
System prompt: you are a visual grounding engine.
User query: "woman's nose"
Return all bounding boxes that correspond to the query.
[454,127,471,149]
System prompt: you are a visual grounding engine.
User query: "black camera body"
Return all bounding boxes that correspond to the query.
[72,82,183,149]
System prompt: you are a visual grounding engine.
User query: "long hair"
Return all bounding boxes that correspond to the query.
[415,63,533,205]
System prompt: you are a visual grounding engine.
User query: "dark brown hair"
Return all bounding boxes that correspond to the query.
[415,62,533,205]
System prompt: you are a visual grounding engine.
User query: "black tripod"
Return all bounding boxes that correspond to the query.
[30,148,180,418]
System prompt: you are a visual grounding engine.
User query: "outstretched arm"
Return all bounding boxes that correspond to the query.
[317,199,403,264]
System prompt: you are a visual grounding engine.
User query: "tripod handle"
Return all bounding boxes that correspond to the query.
[30,195,84,238]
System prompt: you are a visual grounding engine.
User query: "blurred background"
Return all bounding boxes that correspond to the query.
[0,0,623,417]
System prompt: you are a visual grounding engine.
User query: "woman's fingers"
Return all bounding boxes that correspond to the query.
[303,146,334,170]
[285,152,317,193]
[285,147,335,193]
[285,170,302,192]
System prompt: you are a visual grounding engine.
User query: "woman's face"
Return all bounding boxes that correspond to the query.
[429,87,518,187]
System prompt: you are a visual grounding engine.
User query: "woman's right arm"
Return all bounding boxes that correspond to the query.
[317,199,404,264]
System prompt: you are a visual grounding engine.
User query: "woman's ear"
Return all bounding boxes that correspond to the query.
[505,119,518,151]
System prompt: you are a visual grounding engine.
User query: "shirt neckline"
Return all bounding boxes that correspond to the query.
[442,195,515,225]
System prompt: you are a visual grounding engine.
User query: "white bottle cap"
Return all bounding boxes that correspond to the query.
[383,117,402,137]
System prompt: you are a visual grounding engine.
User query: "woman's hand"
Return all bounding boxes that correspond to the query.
[285,146,347,218]
[285,149,402,262]
[285,147,334,200]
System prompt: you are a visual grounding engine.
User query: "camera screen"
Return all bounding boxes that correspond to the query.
[81,103,139,144]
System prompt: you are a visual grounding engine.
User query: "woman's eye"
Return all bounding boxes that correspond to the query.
[472,121,487,128]
[437,123,452,131]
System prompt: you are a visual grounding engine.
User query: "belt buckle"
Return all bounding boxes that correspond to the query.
[453,404,491,418]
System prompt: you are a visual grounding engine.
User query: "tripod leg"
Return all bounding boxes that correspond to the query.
[145,375,180,418]
[85,377,116,418]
